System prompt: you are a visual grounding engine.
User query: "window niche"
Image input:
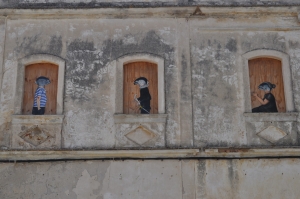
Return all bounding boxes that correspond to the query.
[22,63,58,115]
[242,49,294,113]
[242,50,298,147]
[115,54,165,114]
[248,57,286,112]
[14,54,65,115]
[113,54,167,148]
[11,54,65,149]
[123,61,158,114]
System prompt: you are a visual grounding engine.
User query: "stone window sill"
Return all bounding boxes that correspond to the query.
[243,112,298,122]
[114,114,168,124]
[12,115,64,124]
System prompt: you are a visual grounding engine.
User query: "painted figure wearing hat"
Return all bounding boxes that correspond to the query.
[252,82,278,113]
[32,76,50,115]
[134,77,151,114]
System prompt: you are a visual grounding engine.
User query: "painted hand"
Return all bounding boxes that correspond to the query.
[252,92,258,97]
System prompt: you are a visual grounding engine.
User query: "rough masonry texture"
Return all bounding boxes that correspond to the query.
[0,1,300,198]
[1,159,300,199]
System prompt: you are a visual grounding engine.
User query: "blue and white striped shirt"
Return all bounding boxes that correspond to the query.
[33,87,47,107]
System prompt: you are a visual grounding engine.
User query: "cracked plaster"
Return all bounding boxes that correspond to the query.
[1,159,300,199]
[0,8,300,149]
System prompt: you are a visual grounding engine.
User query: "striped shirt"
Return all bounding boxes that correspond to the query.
[33,87,47,107]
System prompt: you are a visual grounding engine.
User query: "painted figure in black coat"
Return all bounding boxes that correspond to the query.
[134,77,151,114]
[252,82,278,113]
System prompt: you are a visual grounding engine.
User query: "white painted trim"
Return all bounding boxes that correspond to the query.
[242,50,294,112]
[115,54,165,114]
[15,54,65,114]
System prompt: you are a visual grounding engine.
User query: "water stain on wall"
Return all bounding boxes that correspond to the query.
[16,34,62,57]
[66,30,174,101]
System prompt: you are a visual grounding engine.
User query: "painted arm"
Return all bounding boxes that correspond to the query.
[252,92,269,105]
[37,96,41,110]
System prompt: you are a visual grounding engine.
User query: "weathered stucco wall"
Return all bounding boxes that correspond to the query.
[0,3,300,199]
[1,159,300,199]
[0,8,300,149]
[0,18,7,147]
[190,15,300,147]
[0,18,182,148]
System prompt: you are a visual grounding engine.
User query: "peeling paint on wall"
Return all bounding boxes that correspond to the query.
[191,34,242,147]
[73,169,100,199]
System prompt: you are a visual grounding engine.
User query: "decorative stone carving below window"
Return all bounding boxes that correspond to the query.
[11,115,63,149]
[125,126,156,145]
[244,113,298,146]
[18,125,53,146]
[256,126,287,144]
[114,114,167,148]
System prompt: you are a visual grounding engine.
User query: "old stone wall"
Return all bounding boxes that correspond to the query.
[0,7,300,149]
[1,158,300,199]
[0,3,299,199]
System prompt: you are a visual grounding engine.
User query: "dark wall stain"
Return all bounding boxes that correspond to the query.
[48,36,62,55]
[192,38,237,103]
[66,39,100,101]
[0,122,10,147]
[66,31,174,101]
[67,39,95,51]
[16,34,63,57]
[197,160,207,198]
[192,37,239,147]
[16,34,40,55]
[180,53,190,101]
[109,31,173,61]
[242,33,286,53]
[225,38,237,52]
[289,41,300,49]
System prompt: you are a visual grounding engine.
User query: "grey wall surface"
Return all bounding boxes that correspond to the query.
[0,3,299,199]
[1,10,300,149]
[1,159,300,199]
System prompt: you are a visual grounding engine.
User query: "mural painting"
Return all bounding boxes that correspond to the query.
[252,82,278,112]
[134,77,151,114]
[32,76,51,115]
